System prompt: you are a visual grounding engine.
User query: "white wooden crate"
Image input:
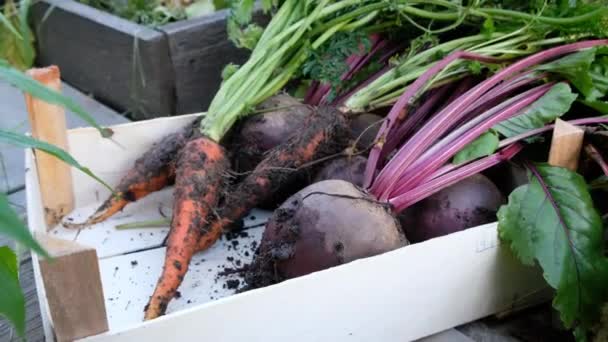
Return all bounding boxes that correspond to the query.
[26,114,550,341]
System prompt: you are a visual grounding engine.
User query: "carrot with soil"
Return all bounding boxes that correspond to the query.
[197,106,350,252]
[65,117,201,228]
[143,0,367,319]
[144,136,228,319]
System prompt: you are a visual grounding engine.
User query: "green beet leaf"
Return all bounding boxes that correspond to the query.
[494,82,577,138]
[581,99,608,114]
[498,163,608,338]
[231,0,255,25]
[537,47,608,101]
[453,131,499,164]
[455,83,577,165]
[0,246,26,338]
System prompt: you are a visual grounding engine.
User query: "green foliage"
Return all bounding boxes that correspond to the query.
[538,47,608,115]
[581,99,608,114]
[221,62,240,81]
[185,1,217,19]
[452,131,499,164]
[0,191,51,338]
[498,164,608,340]
[300,31,371,99]
[79,0,227,26]
[0,0,35,70]
[227,0,270,50]
[495,82,578,138]
[455,82,577,164]
[227,20,263,50]
[537,48,607,101]
[0,246,25,338]
[231,0,255,25]
[0,192,48,258]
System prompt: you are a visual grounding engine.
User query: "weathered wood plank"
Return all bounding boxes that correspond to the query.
[25,66,75,227]
[161,9,269,114]
[30,0,175,119]
[161,10,251,114]
[38,235,108,341]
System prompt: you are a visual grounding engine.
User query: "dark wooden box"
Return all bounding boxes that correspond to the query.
[31,0,261,119]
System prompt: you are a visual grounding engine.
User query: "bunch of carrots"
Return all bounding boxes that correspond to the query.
[66,0,608,330]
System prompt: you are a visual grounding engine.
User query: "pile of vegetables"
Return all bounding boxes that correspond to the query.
[65,0,608,340]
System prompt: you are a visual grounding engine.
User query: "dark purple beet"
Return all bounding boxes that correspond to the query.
[245,180,407,288]
[232,94,311,172]
[399,174,505,243]
[313,155,367,187]
[349,113,383,150]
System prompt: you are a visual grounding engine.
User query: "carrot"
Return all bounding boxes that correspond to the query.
[196,106,350,252]
[65,118,201,228]
[144,136,228,320]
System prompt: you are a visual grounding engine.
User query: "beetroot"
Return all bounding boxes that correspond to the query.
[245,180,407,288]
[232,94,311,172]
[313,156,367,187]
[349,113,383,150]
[399,174,504,243]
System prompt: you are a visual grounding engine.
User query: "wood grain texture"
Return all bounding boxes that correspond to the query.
[161,9,266,114]
[30,0,175,120]
[548,118,585,171]
[25,66,74,227]
[37,234,108,342]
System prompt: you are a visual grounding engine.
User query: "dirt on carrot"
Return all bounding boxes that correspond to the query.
[144,135,229,320]
[65,117,202,228]
[196,106,350,252]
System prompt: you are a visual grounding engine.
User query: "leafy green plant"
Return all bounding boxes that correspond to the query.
[0,0,35,70]
[78,0,229,27]
[498,164,608,341]
[0,189,50,339]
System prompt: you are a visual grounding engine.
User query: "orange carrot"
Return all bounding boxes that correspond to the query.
[197,106,350,252]
[65,118,201,228]
[144,136,228,320]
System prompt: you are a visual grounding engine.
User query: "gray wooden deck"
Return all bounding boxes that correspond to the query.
[0,79,560,341]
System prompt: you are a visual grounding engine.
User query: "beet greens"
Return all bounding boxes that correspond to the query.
[352,39,608,340]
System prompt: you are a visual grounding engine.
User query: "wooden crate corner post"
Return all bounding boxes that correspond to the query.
[548,118,585,170]
[24,65,75,227]
[36,232,109,341]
